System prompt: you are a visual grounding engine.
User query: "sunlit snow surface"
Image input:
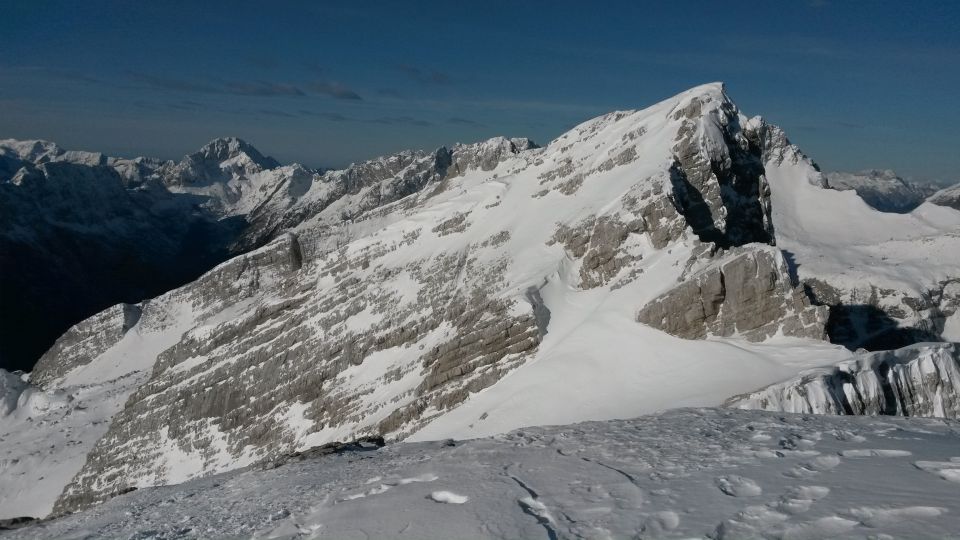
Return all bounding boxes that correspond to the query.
[5,408,960,539]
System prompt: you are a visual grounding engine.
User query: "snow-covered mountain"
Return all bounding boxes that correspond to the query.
[824,169,927,213]
[2,83,960,523]
[928,182,960,211]
[0,137,284,372]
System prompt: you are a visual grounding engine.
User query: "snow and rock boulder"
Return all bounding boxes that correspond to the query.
[0,367,142,521]
[0,369,28,416]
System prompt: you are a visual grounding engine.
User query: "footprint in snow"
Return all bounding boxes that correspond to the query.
[340,473,439,501]
[641,510,680,534]
[914,459,960,483]
[783,454,843,479]
[772,485,830,515]
[846,505,945,527]
[429,490,469,504]
[715,475,762,497]
[838,449,912,458]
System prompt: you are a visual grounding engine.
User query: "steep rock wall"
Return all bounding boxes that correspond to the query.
[728,343,960,417]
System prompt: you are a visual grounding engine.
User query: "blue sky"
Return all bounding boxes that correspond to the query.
[1,1,958,182]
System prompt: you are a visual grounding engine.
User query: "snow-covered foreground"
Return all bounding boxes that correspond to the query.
[0,370,147,519]
[6,408,960,539]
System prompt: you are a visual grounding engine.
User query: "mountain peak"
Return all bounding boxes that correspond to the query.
[679,81,727,99]
[191,137,280,170]
[0,139,64,162]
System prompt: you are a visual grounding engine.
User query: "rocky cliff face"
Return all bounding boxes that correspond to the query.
[803,277,960,351]
[759,132,960,355]
[728,343,960,418]
[630,88,825,341]
[638,247,826,341]
[32,304,142,385]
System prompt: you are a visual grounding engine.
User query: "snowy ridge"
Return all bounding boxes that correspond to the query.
[728,342,960,417]
[7,409,960,539]
[928,182,960,211]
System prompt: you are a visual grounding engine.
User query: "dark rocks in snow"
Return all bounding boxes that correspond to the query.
[260,435,386,470]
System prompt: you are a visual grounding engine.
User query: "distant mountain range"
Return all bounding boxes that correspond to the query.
[823,168,951,213]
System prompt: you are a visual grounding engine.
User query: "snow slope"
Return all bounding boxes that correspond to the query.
[0,370,144,519]
[769,165,960,295]
[0,236,288,519]
[7,408,960,539]
[764,147,960,349]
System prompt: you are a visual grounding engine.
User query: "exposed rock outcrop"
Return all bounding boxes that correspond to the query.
[803,278,960,351]
[668,94,774,248]
[637,247,827,340]
[31,304,141,386]
[631,88,828,341]
[727,343,960,417]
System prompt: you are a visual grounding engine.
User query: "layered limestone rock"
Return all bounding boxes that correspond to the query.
[728,343,960,417]
[447,137,537,175]
[637,247,827,340]
[239,137,539,253]
[31,304,141,385]
[1,135,539,373]
[52,224,543,514]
